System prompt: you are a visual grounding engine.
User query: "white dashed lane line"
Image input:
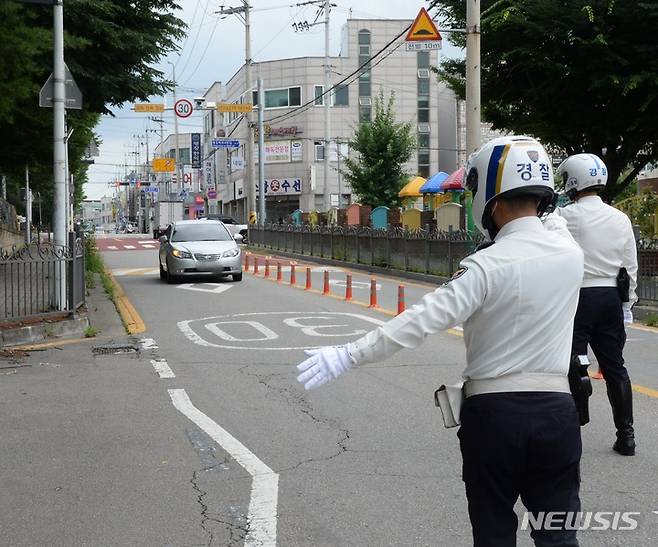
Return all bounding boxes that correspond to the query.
[150,359,176,379]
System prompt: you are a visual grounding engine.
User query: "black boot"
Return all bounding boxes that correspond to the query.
[606,380,636,456]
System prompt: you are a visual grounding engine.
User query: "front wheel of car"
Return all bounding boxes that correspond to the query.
[232,273,243,282]
[166,260,178,284]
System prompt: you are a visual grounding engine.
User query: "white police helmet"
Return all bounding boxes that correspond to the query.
[556,153,608,201]
[464,135,555,238]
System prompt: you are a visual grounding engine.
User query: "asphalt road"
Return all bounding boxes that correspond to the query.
[103,239,658,546]
[2,236,657,546]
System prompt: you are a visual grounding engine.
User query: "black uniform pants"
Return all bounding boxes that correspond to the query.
[571,287,628,385]
[458,392,581,547]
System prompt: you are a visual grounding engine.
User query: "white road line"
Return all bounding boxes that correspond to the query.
[141,244,155,249]
[107,246,118,250]
[168,389,278,546]
[138,240,154,244]
[139,337,158,350]
[124,245,136,249]
[150,358,175,379]
[177,283,233,294]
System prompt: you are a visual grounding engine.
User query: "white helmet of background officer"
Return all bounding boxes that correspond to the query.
[464,135,556,239]
[556,153,608,201]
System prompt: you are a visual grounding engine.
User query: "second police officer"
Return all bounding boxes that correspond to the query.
[555,154,638,456]
[296,136,585,546]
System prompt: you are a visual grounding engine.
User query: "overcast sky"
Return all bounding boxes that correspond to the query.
[84,0,462,200]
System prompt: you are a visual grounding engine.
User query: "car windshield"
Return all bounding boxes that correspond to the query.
[171,223,232,242]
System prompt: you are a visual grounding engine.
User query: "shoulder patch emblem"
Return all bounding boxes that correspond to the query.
[450,267,468,281]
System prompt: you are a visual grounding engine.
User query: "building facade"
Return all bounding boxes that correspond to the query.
[202,18,457,223]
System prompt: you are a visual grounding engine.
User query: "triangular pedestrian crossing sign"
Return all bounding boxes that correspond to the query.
[406,7,442,42]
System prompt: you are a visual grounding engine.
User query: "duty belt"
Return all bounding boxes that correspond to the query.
[464,372,570,398]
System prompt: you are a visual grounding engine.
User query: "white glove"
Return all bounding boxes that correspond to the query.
[622,303,633,326]
[296,345,356,390]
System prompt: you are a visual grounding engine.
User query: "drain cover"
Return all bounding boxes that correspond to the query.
[91,344,139,355]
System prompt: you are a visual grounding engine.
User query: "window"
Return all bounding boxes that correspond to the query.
[418,165,430,178]
[358,29,371,45]
[418,96,430,110]
[418,151,430,166]
[358,97,372,106]
[359,80,371,97]
[333,84,349,106]
[417,69,430,79]
[418,134,430,149]
[264,86,302,108]
[252,90,258,106]
[314,141,325,161]
[359,106,371,123]
[359,45,370,55]
[418,79,430,96]
[418,109,430,123]
[314,85,324,106]
[289,86,301,106]
[417,51,430,69]
[418,123,430,133]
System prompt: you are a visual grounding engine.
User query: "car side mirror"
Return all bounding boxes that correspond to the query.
[159,235,168,243]
[233,233,244,243]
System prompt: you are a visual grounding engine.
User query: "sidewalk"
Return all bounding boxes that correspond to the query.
[0,280,210,546]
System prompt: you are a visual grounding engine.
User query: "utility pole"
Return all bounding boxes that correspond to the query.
[244,2,255,225]
[1,175,6,201]
[465,0,481,156]
[336,137,342,209]
[25,165,32,244]
[323,0,331,212]
[53,0,67,308]
[217,2,255,224]
[257,76,266,224]
[168,62,182,200]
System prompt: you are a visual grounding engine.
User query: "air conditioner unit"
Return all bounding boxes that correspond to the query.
[358,97,372,106]
[418,123,431,133]
[417,69,431,79]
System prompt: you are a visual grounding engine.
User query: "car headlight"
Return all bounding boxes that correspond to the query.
[222,247,240,258]
[172,249,192,258]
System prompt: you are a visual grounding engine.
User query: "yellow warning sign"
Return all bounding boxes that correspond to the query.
[152,158,176,172]
[405,7,442,42]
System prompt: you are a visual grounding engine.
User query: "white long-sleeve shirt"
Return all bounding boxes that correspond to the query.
[556,195,638,305]
[349,216,584,380]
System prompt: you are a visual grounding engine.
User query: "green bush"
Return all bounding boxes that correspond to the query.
[645,313,658,327]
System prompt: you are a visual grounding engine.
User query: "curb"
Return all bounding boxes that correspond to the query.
[0,314,90,348]
[106,269,146,334]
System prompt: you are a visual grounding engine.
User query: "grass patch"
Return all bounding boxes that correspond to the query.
[84,326,101,338]
[645,313,658,327]
[84,236,114,298]
[44,325,54,337]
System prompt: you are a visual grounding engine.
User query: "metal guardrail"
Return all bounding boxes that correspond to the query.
[252,224,658,304]
[250,224,483,277]
[0,233,85,322]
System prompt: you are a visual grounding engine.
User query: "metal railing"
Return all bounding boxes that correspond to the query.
[1,233,85,322]
[250,224,483,277]
[252,225,658,304]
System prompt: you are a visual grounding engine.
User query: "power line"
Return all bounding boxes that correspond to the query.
[177,0,212,81]
[262,22,411,125]
[180,16,222,86]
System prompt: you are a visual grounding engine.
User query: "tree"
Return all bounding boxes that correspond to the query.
[0,0,185,221]
[432,0,658,201]
[341,91,416,208]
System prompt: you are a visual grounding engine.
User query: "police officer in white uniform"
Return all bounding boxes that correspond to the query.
[555,154,638,456]
[296,136,585,547]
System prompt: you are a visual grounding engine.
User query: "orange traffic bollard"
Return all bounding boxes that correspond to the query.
[369,278,378,308]
[253,256,259,275]
[243,253,250,272]
[305,267,312,290]
[323,270,330,295]
[264,257,270,278]
[290,262,297,286]
[397,284,406,315]
[276,261,282,282]
[345,273,353,301]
